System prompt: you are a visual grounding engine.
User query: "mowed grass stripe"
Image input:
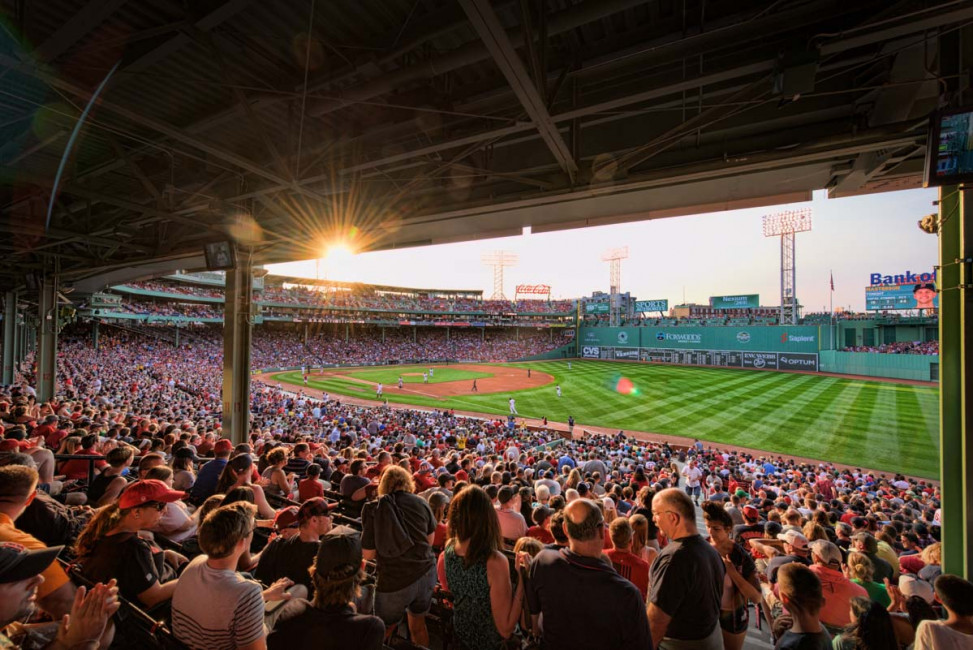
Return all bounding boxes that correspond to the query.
[272,361,939,477]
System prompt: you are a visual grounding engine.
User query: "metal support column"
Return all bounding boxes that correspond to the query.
[222,252,253,445]
[780,232,797,325]
[37,278,57,402]
[940,186,973,577]
[303,323,308,346]
[92,321,99,351]
[174,327,179,347]
[12,315,21,371]
[3,292,15,384]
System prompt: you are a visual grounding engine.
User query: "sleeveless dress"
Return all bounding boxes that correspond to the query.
[443,545,503,650]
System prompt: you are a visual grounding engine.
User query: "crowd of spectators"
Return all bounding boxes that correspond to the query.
[0,325,968,650]
[841,341,939,355]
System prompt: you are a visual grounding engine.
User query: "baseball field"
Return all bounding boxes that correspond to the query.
[269,360,940,479]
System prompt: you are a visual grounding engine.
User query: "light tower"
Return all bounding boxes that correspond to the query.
[481,250,518,300]
[762,208,812,325]
[601,246,629,327]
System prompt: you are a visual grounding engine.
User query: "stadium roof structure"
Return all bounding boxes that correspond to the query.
[0,0,965,294]
[265,275,485,298]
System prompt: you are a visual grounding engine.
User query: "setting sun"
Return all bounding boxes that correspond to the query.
[323,242,356,269]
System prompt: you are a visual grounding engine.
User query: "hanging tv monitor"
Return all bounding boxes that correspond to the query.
[924,106,973,187]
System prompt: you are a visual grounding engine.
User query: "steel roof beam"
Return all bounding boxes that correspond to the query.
[33,0,130,62]
[459,0,577,182]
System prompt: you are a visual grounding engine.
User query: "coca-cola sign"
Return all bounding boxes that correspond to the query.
[515,284,551,295]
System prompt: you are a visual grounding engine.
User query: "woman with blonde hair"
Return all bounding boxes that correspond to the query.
[629,514,659,565]
[261,447,294,498]
[361,464,438,647]
[564,468,582,490]
[215,453,275,518]
[844,552,891,607]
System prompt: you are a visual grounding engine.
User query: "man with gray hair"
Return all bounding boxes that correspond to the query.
[648,488,725,649]
[526,499,649,649]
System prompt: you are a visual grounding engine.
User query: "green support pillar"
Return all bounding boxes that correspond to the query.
[222,253,253,445]
[3,292,15,384]
[174,327,179,348]
[37,278,57,402]
[92,320,99,351]
[939,186,973,577]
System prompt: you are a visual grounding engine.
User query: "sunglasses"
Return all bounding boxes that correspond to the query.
[141,501,167,511]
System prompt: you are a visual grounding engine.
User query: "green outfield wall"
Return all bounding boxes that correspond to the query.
[819,351,938,382]
[578,325,820,353]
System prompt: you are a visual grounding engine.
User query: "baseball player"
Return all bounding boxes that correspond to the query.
[509,397,518,415]
[471,379,478,392]
[376,383,383,398]
[423,372,428,384]
[556,385,561,398]
[398,376,403,389]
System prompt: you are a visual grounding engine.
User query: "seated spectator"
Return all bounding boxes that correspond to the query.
[255,497,334,595]
[298,464,325,502]
[806,540,868,630]
[0,543,120,649]
[271,506,301,541]
[171,447,197,492]
[774,562,832,649]
[261,447,294,498]
[438,485,526,649]
[144,466,197,544]
[216,454,276,519]
[844,552,891,607]
[912,574,973,649]
[172,501,299,649]
[606,517,650,598]
[75,479,188,608]
[268,526,385,650]
[427,492,449,550]
[361,465,437,647]
[339,460,371,506]
[850,533,894,583]
[527,499,650,649]
[59,433,107,481]
[832,597,897,650]
[86,446,134,507]
[0,465,76,618]
[189,439,233,505]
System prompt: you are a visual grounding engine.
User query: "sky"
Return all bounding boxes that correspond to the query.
[267,187,940,313]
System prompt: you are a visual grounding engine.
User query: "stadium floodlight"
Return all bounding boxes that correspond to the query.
[601,246,629,327]
[762,208,812,325]
[481,250,519,300]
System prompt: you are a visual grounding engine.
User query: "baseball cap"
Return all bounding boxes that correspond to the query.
[898,554,925,575]
[898,574,935,603]
[297,497,337,522]
[118,480,186,510]
[314,526,362,579]
[808,539,842,566]
[214,439,233,453]
[776,530,809,549]
[0,541,63,584]
[742,505,760,521]
[273,506,300,531]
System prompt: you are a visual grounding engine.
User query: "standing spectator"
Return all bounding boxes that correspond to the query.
[774,562,832,649]
[361,465,437,647]
[495,486,528,543]
[701,501,761,650]
[526,499,650,649]
[268,526,385,650]
[681,460,703,506]
[439,486,526,649]
[913,574,973,649]
[647,488,724,649]
[605,517,650,598]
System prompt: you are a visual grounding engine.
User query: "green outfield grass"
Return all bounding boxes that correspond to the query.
[271,361,940,478]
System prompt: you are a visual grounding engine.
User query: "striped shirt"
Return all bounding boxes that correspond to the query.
[172,556,265,650]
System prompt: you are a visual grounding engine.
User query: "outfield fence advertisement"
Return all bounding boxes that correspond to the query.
[578,326,820,370]
[710,294,759,309]
[584,303,610,314]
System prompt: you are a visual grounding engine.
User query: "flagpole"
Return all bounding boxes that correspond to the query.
[830,270,835,350]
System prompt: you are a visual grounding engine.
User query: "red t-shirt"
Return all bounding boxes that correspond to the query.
[606,549,650,598]
[526,526,555,544]
[298,477,324,502]
[60,448,107,480]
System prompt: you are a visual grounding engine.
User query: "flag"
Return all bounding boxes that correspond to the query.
[830,272,834,292]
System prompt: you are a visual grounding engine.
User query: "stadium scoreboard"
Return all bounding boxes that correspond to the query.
[710,294,759,309]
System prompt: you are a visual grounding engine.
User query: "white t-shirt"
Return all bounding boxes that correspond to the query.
[172,556,265,650]
[913,620,973,650]
[681,466,703,487]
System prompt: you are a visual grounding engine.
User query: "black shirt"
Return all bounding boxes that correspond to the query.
[17,491,90,548]
[81,532,172,605]
[268,604,384,650]
[648,534,725,641]
[526,548,650,650]
[254,535,319,594]
[361,492,435,592]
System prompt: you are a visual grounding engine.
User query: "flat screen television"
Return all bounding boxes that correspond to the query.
[924,106,973,187]
[204,241,236,270]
